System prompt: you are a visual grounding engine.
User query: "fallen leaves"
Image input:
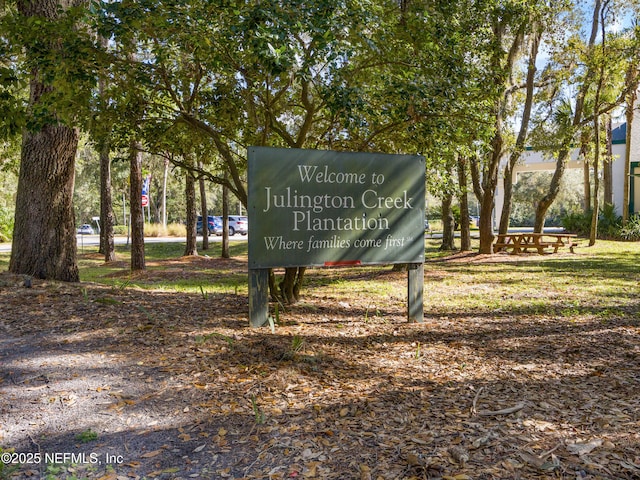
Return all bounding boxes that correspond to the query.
[1,259,639,480]
[566,438,604,456]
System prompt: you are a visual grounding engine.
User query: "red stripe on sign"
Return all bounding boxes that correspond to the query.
[324,260,362,266]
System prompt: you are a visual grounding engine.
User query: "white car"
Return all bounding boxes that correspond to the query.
[227,216,248,236]
[77,224,94,235]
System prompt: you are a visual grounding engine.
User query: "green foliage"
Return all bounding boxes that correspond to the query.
[1,2,100,134]
[75,428,98,443]
[598,203,623,239]
[0,137,19,242]
[0,447,20,480]
[112,225,127,235]
[0,205,13,243]
[561,204,623,238]
[511,170,585,227]
[251,395,265,424]
[561,210,592,235]
[194,332,234,348]
[620,214,640,241]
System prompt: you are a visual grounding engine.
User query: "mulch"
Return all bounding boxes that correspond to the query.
[0,252,639,480]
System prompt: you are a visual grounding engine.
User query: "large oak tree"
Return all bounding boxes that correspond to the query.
[9,0,92,281]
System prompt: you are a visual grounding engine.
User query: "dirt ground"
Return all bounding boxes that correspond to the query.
[1,254,639,480]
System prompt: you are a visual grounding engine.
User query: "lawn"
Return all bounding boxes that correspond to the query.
[0,238,639,479]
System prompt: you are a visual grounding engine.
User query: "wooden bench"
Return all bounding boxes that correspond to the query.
[493,233,578,255]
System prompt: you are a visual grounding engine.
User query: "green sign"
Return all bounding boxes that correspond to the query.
[248,147,425,268]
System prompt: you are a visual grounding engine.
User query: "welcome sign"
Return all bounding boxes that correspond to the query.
[248,147,425,268]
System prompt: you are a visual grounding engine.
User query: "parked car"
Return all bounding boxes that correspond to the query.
[77,224,94,235]
[227,215,248,236]
[197,215,222,235]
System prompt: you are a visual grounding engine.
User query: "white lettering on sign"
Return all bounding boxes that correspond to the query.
[361,189,413,209]
[292,211,389,232]
[263,187,355,213]
[297,165,367,184]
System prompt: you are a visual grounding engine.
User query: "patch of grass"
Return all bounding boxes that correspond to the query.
[75,428,98,443]
[76,240,249,293]
[3,238,640,325]
[72,240,640,321]
[0,447,20,480]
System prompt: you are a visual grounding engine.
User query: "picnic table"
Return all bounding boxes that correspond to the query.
[493,232,578,255]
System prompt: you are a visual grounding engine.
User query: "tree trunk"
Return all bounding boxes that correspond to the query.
[162,158,169,227]
[198,163,209,251]
[184,164,198,256]
[478,87,505,251]
[603,115,613,206]
[535,0,601,231]
[580,135,591,212]
[622,68,638,224]
[280,267,306,304]
[476,18,524,253]
[498,26,540,236]
[589,7,607,247]
[589,117,601,246]
[129,141,145,271]
[10,125,80,281]
[440,193,456,251]
[478,139,501,251]
[97,33,115,262]
[457,156,471,251]
[499,165,514,235]
[221,179,230,258]
[9,0,81,282]
[99,138,115,262]
[478,183,496,250]
[534,148,568,233]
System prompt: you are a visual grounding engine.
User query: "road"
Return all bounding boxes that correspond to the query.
[0,234,247,253]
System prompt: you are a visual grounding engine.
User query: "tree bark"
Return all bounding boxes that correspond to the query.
[499,27,540,235]
[221,179,230,258]
[162,158,169,227]
[603,115,613,206]
[198,163,209,251]
[457,156,471,251]
[129,142,145,271]
[589,4,608,247]
[477,18,524,253]
[10,125,80,281]
[99,138,115,262]
[534,0,602,231]
[440,193,456,251]
[9,0,83,282]
[622,69,638,224]
[580,133,592,212]
[280,267,306,304]
[589,119,600,246]
[184,162,198,256]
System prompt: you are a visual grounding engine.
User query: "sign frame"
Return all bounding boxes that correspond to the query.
[247,146,425,326]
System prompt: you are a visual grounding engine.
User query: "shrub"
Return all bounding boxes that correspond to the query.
[145,223,167,237]
[597,203,622,239]
[113,225,128,235]
[166,223,186,237]
[620,214,640,241]
[561,204,622,238]
[561,211,591,236]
